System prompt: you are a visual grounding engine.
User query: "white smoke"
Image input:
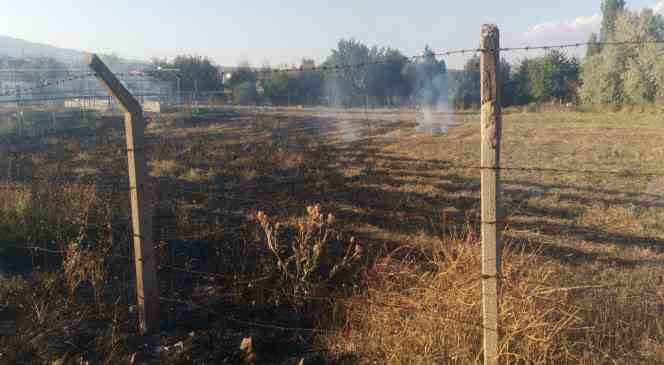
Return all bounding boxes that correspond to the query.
[414,67,455,134]
[322,76,360,142]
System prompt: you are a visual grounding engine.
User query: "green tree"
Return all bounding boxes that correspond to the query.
[526,51,579,103]
[323,39,371,107]
[451,55,480,109]
[381,49,411,106]
[233,81,258,105]
[261,68,296,105]
[579,7,664,105]
[229,61,256,88]
[260,60,324,106]
[510,59,534,106]
[500,60,521,107]
[366,47,410,106]
[295,59,324,105]
[148,55,222,92]
[171,55,222,92]
[579,46,625,104]
[600,0,627,42]
[451,56,514,109]
[586,33,601,57]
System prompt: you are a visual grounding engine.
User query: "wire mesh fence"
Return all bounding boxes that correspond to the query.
[1,38,664,363]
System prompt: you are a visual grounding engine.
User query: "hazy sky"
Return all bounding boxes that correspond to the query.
[1,0,662,68]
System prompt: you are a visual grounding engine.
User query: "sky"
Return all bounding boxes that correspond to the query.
[1,0,663,69]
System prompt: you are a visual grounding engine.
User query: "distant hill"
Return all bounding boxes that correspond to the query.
[0,35,148,71]
[0,35,87,64]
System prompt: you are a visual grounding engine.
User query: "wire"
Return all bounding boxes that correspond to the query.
[3,38,662,97]
[441,164,664,177]
[498,39,664,53]
[0,71,159,98]
[254,39,664,76]
[158,295,342,334]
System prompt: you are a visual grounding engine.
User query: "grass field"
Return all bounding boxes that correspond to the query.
[0,107,663,364]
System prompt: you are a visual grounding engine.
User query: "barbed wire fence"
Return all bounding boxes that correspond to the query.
[1,28,664,362]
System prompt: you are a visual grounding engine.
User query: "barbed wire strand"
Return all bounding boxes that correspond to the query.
[4,38,664,97]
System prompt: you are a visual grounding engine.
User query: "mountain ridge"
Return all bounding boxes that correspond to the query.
[0,35,89,63]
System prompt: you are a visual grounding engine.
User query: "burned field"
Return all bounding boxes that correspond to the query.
[1,107,664,364]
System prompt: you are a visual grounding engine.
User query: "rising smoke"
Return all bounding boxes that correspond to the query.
[323,76,360,142]
[322,53,456,142]
[414,66,455,134]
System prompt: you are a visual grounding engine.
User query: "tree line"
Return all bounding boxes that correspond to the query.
[156,44,580,109]
[581,0,664,105]
[152,0,662,109]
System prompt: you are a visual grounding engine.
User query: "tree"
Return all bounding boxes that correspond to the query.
[294,60,325,105]
[365,48,410,106]
[450,56,517,109]
[323,39,371,107]
[586,33,601,57]
[229,61,256,88]
[261,68,296,105]
[601,0,627,42]
[233,81,258,105]
[149,55,221,93]
[259,59,324,106]
[579,45,625,104]
[526,51,579,103]
[381,49,411,105]
[451,55,480,109]
[579,7,664,105]
[500,59,521,107]
[171,55,222,92]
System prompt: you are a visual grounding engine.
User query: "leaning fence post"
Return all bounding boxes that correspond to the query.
[480,24,502,365]
[87,54,159,335]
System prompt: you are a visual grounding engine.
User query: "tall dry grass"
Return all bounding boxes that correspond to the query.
[318,231,664,364]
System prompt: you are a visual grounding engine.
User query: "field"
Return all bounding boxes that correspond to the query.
[1,106,664,364]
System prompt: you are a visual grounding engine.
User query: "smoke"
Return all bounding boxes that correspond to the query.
[322,76,360,142]
[320,55,457,142]
[414,69,455,134]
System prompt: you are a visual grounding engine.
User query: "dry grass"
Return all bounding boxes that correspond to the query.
[311,109,664,364]
[320,234,664,364]
[149,159,181,177]
[1,107,663,363]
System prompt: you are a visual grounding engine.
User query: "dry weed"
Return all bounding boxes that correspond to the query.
[256,205,364,297]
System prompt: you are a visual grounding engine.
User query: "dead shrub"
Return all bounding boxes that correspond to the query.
[256,204,365,297]
[63,241,108,309]
[62,201,115,312]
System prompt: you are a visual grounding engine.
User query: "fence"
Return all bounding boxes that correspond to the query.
[1,25,664,363]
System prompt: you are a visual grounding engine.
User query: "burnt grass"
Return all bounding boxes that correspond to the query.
[1,106,664,363]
